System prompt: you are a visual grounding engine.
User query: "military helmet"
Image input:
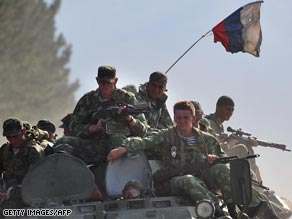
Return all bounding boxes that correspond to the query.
[122,179,145,199]
[3,117,23,136]
[97,65,116,82]
[149,71,167,85]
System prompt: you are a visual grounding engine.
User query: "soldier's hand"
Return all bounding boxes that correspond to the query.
[107,146,127,161]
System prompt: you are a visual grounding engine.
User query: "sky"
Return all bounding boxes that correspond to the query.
[55,0,292,201]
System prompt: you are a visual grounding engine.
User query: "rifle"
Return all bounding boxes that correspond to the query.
[216,127,291,152]
[92,102,150,121]
[152,155,258,184]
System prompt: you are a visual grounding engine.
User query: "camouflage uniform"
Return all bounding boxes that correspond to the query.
[136,78,173,160]
[205,113,262,181]
[205,113,249,158]
[136,82,173,130]
[123,126,233,205]
[1,118,42,188]
[70,88,147,148]
[0,141,41,187]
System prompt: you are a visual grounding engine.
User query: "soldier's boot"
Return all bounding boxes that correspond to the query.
[227,203,239,219]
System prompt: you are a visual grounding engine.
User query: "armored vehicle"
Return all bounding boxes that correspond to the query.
[8,151,260,219]
[3,152,291,219]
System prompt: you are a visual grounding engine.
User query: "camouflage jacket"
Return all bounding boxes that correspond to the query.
[204,113,224,134]
[70,88,147,145]
[123,126,225,168]
[0,141,41,187]
[136,83,173,130]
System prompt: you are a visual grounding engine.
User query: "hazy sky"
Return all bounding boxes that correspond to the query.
[55,0,292,201]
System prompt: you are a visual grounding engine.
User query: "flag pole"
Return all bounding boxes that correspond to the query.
[165,30,212,74]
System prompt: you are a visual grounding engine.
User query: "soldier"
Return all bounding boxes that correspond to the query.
[205,96,261,182]
[0,118,42,187]
[69,65,147,145]
[122,179,145,199]
[136,71,173,130]
[0,118,43,211]
[107,101,238,218]
[59,113,72,136]
[191,101,204,128]
[67,65,147,198]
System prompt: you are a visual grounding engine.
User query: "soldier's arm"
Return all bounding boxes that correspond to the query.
[107,129,167,161]
[69,94,94,138]
[206,134,226,157]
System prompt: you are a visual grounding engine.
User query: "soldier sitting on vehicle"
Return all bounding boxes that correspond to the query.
[107,101,283,219]
[57,65,148,199]
[0,118,43,212]
[107,101,238,218]
[205,96,261,182]
[191,101,204,129]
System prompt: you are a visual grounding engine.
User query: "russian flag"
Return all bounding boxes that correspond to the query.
[212,1,263,57]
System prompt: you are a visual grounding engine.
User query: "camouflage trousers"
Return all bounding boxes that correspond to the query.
[170,163,233,204]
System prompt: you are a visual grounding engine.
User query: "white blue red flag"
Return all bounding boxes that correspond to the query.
[212,1,263,57]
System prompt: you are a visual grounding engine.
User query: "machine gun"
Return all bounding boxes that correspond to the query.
[92,102,150,121]
[152,155,258,184]
[217,127,291,152]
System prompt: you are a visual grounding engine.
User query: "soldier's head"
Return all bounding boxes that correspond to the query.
[37,120,57,141]
[146,71,167,100]
[173,101,196,133]
[215,96,235,122]
[191,101,204,128]
[96,65,118,99]
[122,179,145,199]
[3,117,26,147]
[59,113,72,136]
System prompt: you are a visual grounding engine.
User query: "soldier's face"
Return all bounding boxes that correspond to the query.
[174,110,195,133]
[217,105,234,121]
[97,78,118,98]
[147,81,165,100]
[6,129,25,148]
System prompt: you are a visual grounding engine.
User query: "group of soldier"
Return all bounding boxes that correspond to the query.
[0,65,286,218]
